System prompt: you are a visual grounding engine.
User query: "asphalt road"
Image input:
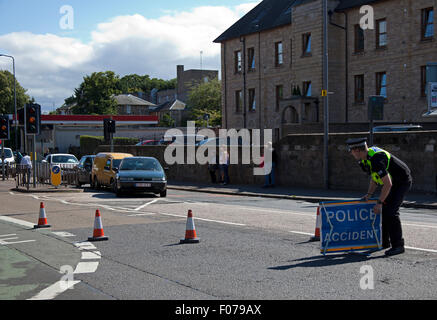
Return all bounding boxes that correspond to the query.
[0,181,436,301]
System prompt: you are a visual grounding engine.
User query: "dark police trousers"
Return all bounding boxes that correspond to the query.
[382,180,412,248]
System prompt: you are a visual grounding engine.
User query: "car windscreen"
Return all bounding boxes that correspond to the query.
[4,149,13,158]
[52,155,78,163]
[112,159,122,169]
[120,158,162,171]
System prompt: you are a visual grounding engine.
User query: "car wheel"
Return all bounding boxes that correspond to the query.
[76,176,82,188]
[111,179,117,193]
[160,189,167,197]
[91,176,97,189]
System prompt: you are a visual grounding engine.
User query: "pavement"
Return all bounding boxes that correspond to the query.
[6,178,437,209]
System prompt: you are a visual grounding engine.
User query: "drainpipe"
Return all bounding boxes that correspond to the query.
[240,36,247,129]
[223,42,228,129]
[329,10,349,123]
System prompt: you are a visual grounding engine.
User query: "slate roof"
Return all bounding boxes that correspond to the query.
[151,99,186,112]
[213,0,384,43]
[113,94,155,106]
[335,0,382,11]
[214,0,299,43]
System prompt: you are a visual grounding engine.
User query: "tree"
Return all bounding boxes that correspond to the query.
[66,72,177,115]
[0,70,30,114]
[71,71,121,115]
[187,78,221,127]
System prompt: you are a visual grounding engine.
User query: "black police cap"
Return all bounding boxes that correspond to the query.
[346,137,368,150]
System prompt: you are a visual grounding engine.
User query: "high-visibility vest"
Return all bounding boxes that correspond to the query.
[361,147,391,185]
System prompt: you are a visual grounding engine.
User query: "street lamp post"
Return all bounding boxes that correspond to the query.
[0,54,18,152]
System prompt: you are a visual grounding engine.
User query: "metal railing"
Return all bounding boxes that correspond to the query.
[12,163,79,190]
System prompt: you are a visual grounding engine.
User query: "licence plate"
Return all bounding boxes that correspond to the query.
[136,183,151,187]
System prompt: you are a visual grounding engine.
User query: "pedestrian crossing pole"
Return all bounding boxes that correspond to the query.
[323,0,330,189]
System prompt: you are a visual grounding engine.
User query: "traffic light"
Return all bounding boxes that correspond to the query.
[25,103,41,135]
[103,119,116,141]
[0,115,10,140]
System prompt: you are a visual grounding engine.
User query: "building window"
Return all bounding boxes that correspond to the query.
[376,19,387,49]
[234,50,242,73]
[302,33,311,56]
[247,47,255,72]
[421,66,427,97]
[275,41,283,66]
[126,105,132,114]
[354,75,365,103]
[303,81,312,97]
[275,85,283,111]
[235,90,243,113]
[422,7,434,40]
[376,72,387,98]
[354,24,365,53]
[248,88,256,111]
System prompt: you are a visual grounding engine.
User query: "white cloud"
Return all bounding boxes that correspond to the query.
[0,2,260,112]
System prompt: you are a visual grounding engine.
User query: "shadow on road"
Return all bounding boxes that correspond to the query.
[269,252,386,270]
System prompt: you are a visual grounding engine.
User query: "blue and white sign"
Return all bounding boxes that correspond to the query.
[320,200,382,255]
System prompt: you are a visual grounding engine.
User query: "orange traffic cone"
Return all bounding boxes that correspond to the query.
[34,202,51,229]
[88,210,108,242]
[180,210,200,244]
[309,206,320,242]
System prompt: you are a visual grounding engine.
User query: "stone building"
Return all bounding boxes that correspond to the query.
[156,65,219,104]
[214,0,437,141]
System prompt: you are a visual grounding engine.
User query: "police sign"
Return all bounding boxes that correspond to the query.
[320,200,382,255]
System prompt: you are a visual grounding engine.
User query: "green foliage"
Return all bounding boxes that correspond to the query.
[71,71,121,115]
[159,113,175,127]
[66,71,177,115]
[0,70,30,114]
[118,74,176,93]
[187,78,221,127]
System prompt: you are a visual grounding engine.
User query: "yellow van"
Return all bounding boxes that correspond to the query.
[91,152,133,190]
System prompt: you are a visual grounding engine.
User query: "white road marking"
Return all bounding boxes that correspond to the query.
[127,213,156,217]
[0,234,17,237]
[81,251,101,260]
[74,261,100,274]
[403,223,437,229]
[27,280,81,300]
[0,216,35,228]
[289,231,313,236]
[157,211,247,226]
[52,231,76,237]
[405,246,437,254]
[74,242,97,251]
[134,199,159,211]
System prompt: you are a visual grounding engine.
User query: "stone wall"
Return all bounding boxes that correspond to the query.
[97,130,437,193]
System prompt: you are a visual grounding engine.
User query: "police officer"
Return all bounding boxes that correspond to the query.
[346,137,412,256]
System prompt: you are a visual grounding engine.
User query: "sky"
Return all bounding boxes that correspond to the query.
[0,0,260,113]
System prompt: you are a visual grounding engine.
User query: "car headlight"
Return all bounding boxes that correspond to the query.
[152,177,166,181]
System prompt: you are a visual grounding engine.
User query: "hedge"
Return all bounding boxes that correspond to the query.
[80,135,139,155]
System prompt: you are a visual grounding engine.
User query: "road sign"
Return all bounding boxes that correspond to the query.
[321,90,327,97]
[51,165,62,187]
[320,200,381,255]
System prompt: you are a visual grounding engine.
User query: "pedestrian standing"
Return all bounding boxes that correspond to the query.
[208,152,218,184]
[262,142,277,188]
[346,137,412,256]
[219,145,229,185]
[20,152,32,185]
